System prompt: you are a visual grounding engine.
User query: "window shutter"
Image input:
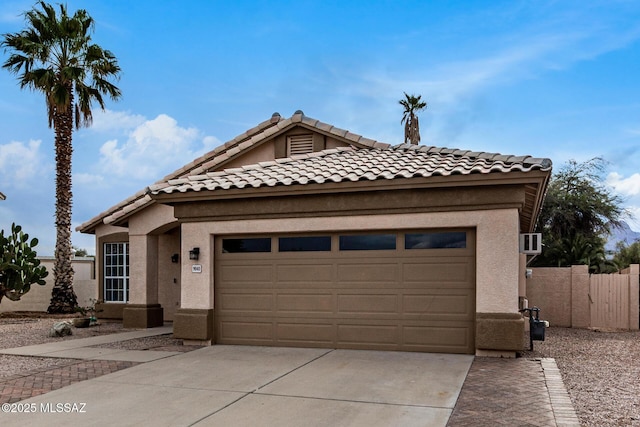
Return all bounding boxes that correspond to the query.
[287,134,314,156]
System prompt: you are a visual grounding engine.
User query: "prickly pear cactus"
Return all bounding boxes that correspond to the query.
[0,223,48,303]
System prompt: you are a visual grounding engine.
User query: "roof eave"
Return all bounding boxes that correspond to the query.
[149,170,551,205]
[526,166,553,232]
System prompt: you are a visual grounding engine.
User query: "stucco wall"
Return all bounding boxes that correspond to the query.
[157,228,181,320]
[179,209,522,314]
[222,141,276,169]
[526,267,573,327]
[526,265,592,328]
[127,203,178,306]
[0,257,97,313]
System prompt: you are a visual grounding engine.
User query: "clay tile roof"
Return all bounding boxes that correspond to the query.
[150,145,552,196]
[77,112,392,232]
[78,110,552,233]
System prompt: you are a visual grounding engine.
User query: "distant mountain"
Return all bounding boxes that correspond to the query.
[605,221,640,253]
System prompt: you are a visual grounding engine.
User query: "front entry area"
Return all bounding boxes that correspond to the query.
[215,229,476,354]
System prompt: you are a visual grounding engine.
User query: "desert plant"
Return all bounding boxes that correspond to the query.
[612,240,640,270]
[77,297,103,322]
[0,223,48,303]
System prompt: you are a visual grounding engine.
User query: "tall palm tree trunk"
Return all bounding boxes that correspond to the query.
[48,87,78,313]
[405,112,421,145]
[3,2,122,313]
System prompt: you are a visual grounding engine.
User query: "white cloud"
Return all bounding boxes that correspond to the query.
[361,29,611,110]
[0,139,49,186]
[337,5,640,133]
[97,113,220,181]
[201,135,222,153]
[607,172,640,196]
[90,109,146,133]
[607,172,640,231]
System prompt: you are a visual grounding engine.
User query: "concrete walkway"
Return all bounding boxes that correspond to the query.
[0,326,176,362]
[0,327,580,426]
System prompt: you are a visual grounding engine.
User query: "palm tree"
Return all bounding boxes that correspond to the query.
[2,2,121,313]
[399,93,427,145]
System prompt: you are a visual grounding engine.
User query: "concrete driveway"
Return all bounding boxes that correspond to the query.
[0,345,473,427]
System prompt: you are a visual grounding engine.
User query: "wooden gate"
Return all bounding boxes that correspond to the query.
[590,265,639,330]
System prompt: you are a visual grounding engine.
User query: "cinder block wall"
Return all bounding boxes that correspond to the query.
[526,267,573,327]
[0,257,97,313]
[526,264,637,330]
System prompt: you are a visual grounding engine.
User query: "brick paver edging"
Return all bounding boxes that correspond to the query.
[0,359,139,404]
[541,358,581,427]
[447,357,579,427]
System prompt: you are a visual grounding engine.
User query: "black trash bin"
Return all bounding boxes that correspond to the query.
[530,318,546,341]
[520,306,546,351]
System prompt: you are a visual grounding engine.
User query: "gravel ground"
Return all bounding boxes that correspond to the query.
[1,314,639,426]
[0,316,126,378]
[90,334,201,352]
[522,327,640,427]
[0,317,125,350]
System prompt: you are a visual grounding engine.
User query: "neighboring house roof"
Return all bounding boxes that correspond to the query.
[149,145,551,195]
[78,111,552,233]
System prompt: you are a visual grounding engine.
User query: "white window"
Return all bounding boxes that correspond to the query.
[104,242,129,302]
[287,134,314,156]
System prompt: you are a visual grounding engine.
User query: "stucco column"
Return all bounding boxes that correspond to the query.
[128,234,159,304]
[123,234,163,328]
[173,222,214,344]
[518,253,527,302]
[475,209,524,355]
[628,264,639,330]
[570,264,590,328]
[475,209,520,312]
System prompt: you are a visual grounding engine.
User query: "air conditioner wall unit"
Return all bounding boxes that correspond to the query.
[520,233,542,254]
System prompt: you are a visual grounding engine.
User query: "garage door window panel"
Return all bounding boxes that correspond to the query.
[339,234,396,251]
[405,232,467,249]
[222,238,271,253]
[279,236,331,252]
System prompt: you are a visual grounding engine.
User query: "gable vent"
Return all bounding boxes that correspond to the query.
[287,134,314,156]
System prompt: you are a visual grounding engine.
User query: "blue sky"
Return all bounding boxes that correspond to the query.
[1,0,640,255]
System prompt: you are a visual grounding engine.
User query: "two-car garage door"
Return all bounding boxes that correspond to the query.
[214,229,475,354]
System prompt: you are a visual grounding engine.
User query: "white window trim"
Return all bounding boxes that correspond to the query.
[103,242,129,303]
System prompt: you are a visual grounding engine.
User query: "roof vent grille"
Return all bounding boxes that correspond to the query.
[287,134,314,156]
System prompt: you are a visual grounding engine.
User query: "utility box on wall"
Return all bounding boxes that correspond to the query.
[519,233,542,255]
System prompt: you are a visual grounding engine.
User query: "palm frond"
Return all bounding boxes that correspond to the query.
[2,0,121,130]
[399,92,427,144]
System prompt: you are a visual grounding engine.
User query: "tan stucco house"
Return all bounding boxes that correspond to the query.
[78,111,552,356]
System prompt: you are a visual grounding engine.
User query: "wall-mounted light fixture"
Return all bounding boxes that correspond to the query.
[189,247,200,261]
[171,254,179,263]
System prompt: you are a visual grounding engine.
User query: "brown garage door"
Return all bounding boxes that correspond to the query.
[214,229,475,354]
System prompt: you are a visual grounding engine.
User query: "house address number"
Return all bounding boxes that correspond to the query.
[191,265,202,273]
